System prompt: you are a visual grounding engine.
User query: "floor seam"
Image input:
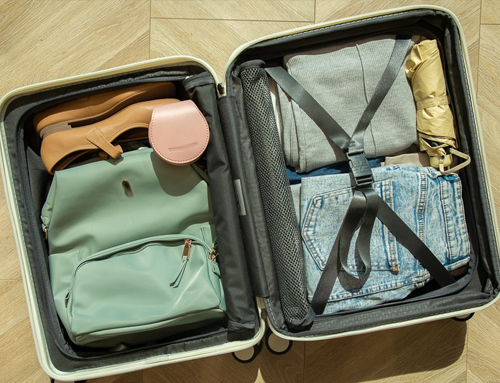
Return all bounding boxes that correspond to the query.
[466,319,470,382]
[149,0,152,59]
[477,2,484,99]
[150,16,309,23]
[303,342,307,383]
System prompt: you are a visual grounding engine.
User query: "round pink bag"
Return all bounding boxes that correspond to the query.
[149,100,209,165]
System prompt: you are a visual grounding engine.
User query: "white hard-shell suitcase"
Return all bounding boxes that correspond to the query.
[0,5,498,381]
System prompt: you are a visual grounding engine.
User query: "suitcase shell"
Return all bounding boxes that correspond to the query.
[0,5,498,381]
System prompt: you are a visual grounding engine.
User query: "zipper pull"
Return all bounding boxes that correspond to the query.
[182,239,192,261]
[209,245,218,261]
[42,224,48,240]
[170,239,191,288]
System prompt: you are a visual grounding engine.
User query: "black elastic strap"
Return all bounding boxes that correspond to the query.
[343,188,379,276]
[315,38,409,290]
[349,37,411,153]
[376,198,456,286]
[311,193,455,313]
[265,66,351,151]
[311,187,378,312]
[311,191,366,313]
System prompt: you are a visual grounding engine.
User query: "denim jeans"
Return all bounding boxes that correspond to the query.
[300,165,470,314]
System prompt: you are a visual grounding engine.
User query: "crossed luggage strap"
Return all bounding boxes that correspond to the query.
[266,36,456,315]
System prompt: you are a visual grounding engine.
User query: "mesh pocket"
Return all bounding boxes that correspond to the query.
[240,62,313,328]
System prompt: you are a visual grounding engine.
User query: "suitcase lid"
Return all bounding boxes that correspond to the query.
[214,4,500,343]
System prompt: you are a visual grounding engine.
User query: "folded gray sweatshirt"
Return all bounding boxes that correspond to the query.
[277,35,417,173]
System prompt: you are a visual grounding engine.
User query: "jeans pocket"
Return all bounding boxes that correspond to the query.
[412,168,471,275]
[302,179,403,306]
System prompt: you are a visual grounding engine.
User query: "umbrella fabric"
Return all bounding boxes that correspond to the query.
[405,39,470,173]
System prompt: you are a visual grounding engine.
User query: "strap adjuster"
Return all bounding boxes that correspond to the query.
[347,151,373,188]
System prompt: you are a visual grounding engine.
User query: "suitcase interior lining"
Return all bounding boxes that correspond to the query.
[2,66,258,371]
[223,8,500,336]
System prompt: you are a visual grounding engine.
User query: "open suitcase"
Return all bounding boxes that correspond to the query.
[1,5,498,381]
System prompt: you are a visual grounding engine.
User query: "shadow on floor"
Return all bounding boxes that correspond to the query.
[133,317,466,383]
[301,318,467,383]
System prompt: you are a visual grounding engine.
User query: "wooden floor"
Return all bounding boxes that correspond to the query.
[1,1,500,382]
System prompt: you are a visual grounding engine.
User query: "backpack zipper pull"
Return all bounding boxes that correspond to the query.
[209,245,218,261]
[170,239,192,288]
[182,239,192,261]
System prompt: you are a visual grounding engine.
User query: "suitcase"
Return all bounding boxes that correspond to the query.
[1,5,498,381]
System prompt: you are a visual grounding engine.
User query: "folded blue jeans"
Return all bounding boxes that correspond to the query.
[300,165,470,314]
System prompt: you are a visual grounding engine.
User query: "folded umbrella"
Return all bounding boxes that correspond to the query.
[405,39,470,173]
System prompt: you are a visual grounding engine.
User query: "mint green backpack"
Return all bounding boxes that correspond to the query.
[42,148,226,347]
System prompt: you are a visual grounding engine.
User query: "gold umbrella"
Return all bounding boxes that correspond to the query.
[405,39,470,173]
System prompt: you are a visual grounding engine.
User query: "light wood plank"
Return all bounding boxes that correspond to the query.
[151,0,314,22]
[315,0,480,91]
[467,24,500,383]
[144,341,304,383]
[88,371,144,383]
[0,280,30,337]
[481,0,500,24]
[304,319,467,383]
[0,281,46,382]
[151,19,310,79]
[476,25,500,118]
[467,303,500,382]
[477,25,500,225]
[0,0,150,98]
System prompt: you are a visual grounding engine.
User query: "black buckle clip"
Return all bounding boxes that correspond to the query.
[347,151,373,188]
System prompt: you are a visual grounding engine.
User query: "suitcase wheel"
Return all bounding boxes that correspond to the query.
[232,342,263,363]
[264,328,293,355]
[452,313,475,322]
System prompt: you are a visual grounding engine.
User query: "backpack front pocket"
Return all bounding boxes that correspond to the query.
[64,234,225,347]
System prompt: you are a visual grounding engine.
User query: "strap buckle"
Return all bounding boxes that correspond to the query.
[347,151,373,188]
